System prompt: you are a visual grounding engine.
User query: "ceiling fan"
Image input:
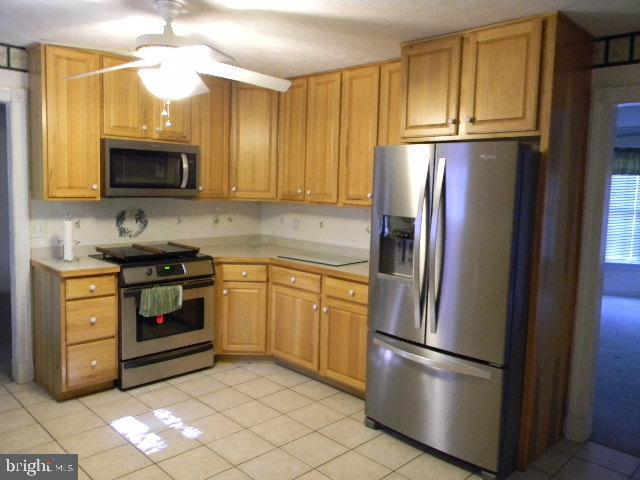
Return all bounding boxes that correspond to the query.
[66,0,292,102]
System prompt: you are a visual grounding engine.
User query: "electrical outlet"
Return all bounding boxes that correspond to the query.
[30,221,46,238]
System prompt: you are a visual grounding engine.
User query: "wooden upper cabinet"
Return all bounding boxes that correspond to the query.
[401,36,462,138]
[339,65,380,206]
[270,285,320,372]
[278,78,308,201]
[378,61,403,146]
[102,55,149,138]
[305,72,341,204]
[230,83,278,199]
[35,45,102,199]
[192,77,231,198]
[152,97,191,142]
[460,19,543,135]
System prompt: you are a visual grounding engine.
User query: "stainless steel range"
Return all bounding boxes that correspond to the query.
[92,242,214,389]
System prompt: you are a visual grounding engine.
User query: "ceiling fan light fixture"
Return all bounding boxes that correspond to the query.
[137,65,208,100]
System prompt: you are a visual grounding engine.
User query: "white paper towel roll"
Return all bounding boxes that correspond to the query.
[63,217,74,261]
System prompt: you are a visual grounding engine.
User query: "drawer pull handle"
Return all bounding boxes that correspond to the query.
[297,188,302,195]
[348,289,355,296]
[223,289,229,295]
[322,307,329,313]
[142,125,148,131]
[90,360,97,368]
[312,304,318,311]
[306,190,311,196]
[290,277,296,283]
[241,271,248,277]
[231,186,237,192]
[90,317,97,326]
[89,284,97,292]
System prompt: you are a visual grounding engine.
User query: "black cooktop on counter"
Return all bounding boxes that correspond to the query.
[91,242,201,264]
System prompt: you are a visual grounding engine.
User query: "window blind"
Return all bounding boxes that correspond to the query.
[605,174,640,263]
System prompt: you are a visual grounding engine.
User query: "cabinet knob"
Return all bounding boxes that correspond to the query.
[290,276,296,283]
[348,289,355,296]
[312,304,318,311]
[241,271,248,277]
[297,188,302,195]
[223,289,228,295]
[306,190,311,196]
[90,184,98,191]
[231,186,237,192]
[322,307,329,313]
[90,317,97,326]
[89,284,96,292]
[155,126,162,132]
[198,186,203,192]
[90,360,97,368]
[466,116,476,124]
[366,192,372,199]
[141,125,148,131]
[448,117,457,125]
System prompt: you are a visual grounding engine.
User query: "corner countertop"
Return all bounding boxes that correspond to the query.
[30,237,370,282]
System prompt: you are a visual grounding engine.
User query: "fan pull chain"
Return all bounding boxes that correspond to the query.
[161,99,173,128]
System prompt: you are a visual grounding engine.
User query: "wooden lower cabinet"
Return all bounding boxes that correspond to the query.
[219,281,268,354]
[31,264,119,399]
[270,285,320,372]
[319,296,368,393]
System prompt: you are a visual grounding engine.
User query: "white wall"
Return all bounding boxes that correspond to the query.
[260,203,371,250]
[30,199,262,254]
[0,104,9,291]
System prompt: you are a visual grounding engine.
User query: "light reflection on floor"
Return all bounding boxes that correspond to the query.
[110,408,202,454]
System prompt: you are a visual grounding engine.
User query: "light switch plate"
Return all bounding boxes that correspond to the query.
[30,221,46,238]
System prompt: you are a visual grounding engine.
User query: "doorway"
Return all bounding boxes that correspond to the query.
[0,103,9,376]
[590,103,640,456]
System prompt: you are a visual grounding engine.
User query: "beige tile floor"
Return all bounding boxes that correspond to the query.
[0,360,638,480]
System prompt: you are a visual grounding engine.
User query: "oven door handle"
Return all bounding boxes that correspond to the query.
[123,278,214,297]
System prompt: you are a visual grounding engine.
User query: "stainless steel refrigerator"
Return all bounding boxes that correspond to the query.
[365,141,538,479]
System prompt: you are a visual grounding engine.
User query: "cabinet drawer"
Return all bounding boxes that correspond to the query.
[323,277,369,304]
[66,338,117,389]
[65,275,117,300]
[66,296,117,345]
[272,266,321,293]
[222,264,268,282]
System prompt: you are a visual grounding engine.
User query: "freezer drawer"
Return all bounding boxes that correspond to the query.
[365,332,505,473]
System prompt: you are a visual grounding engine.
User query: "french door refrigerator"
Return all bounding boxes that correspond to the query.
[365,141,538,479]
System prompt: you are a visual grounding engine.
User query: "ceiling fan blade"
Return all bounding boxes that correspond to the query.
[64,59,158,81]
[196,61,292,92]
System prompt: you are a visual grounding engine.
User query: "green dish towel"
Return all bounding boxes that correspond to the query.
[139,285,183,317]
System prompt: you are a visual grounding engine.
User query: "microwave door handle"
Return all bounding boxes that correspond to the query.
[428,157,445,334]
[180,153,189,189]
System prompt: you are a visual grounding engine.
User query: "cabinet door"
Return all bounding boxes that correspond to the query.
[220,282,267,353]
[278,78,308,201]
[270,285,320,372]
[151,97,191,142]
[320,297,368,392]
[401,36,462,138]
[230,83,278,199]
[377,61,403,146]
[305,72,341,204]
[460,19,542,134]
[339,65,379,206]
[192,77,231,198]
[44,46,101,199]
[102,55,150,138]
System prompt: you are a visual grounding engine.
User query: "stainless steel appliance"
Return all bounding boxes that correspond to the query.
[92,242,214,388]
[365,141,538,479]
[103,139,199,197]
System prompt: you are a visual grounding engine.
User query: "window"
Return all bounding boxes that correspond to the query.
[605,174,640,264]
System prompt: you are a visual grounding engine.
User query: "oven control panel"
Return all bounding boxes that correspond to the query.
[156,264,186,277]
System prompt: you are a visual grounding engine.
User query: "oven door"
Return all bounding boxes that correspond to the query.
[120,278,214,360]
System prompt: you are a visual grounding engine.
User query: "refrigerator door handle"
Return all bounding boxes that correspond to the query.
[412,162,429,331]
[373,336,492,380]
[428,157,446,334]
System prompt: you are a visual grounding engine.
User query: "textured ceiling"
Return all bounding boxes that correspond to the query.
[1,0,639,77]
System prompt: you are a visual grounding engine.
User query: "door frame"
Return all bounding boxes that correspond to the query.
[564,83,640,441]
[0,85,33,383]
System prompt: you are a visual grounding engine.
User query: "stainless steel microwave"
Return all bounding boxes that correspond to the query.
[103,139,200,197]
